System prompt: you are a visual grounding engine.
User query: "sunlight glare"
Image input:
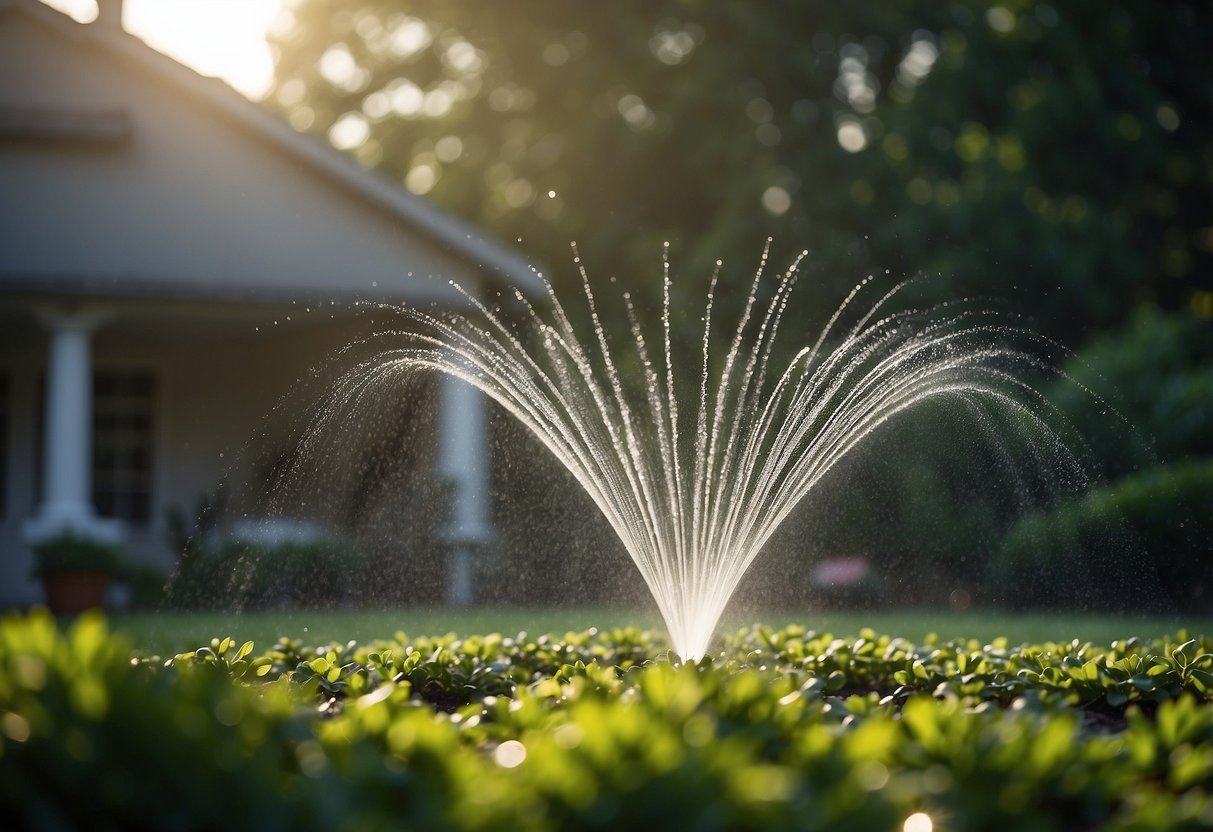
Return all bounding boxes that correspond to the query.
[126,0,285,99]
[38,0,97,23]
[39,0,286,100]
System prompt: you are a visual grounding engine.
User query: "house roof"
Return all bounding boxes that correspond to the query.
[0,0,545,299]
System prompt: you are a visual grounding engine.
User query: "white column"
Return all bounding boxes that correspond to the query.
[25,311,123,544]
[436,370,492,605]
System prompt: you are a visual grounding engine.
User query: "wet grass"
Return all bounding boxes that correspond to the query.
[113,607,662,657]
[109,606,1213,657]
[743,609,1213,647]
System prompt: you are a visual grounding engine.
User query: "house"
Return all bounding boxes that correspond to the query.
[0,0,542,607]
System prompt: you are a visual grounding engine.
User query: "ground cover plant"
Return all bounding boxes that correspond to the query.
[2,611,1211,830]
[109,608,1212,660]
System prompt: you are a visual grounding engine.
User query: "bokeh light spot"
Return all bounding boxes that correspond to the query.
[328,112,369,150]
[986,6,1015,33]
[405,164,439,195]
[837,120,867,152]
[493,740,527,768]
[762,186,792,215]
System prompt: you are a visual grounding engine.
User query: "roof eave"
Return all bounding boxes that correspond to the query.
[3,0,548,298]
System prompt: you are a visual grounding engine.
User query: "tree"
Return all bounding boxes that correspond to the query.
[267,0,1211,346]
[846,1,1213,341]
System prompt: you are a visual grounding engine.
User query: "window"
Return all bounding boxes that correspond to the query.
[34,369,156,525]
[92,371,155,524]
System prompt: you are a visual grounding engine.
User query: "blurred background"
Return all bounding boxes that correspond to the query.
[20,0,1213,617]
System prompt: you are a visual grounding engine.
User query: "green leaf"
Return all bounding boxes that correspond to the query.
[1130,676,1156,693]
[1188,669,1213,693]
[1172,640,1196,667]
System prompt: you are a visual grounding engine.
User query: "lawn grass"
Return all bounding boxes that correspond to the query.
[110,605,1213,656]
[111,607,663,656]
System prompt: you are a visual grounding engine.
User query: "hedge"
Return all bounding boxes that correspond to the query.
[991,459,1213,613]
[1,612,1210,830]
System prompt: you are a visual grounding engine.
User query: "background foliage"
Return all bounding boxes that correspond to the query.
[268,0,1210,336]
[249,0,1213,613]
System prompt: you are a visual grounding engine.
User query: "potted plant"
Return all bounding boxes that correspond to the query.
[31,533,122,615]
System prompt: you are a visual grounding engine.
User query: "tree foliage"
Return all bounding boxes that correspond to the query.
[268,0,1211,343]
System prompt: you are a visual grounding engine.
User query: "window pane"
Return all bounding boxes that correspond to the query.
[92,371,155,525]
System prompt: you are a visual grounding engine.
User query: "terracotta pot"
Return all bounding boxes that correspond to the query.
[42,572,110,615]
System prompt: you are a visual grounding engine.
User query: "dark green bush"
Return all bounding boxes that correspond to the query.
[167,539,372,610]
[30,534,122,578]
[114,560,169,610]
[990,459,1213,613]
[1051,308,1213,478]
[985,309,1213,616]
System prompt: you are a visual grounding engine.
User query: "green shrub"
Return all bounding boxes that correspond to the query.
[989,459,1213,613]
[1,613,1211,830]
[990,309,1213,617]
[114,560,169,610]
[167,539,372,610]
[0,613,319,829]
[30,534,122,578]
[1051,308,1213,478]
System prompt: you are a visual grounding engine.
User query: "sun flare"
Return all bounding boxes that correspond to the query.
[39,0,286,99]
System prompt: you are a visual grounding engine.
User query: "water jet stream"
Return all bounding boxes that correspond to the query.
[363,250,1082,659]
